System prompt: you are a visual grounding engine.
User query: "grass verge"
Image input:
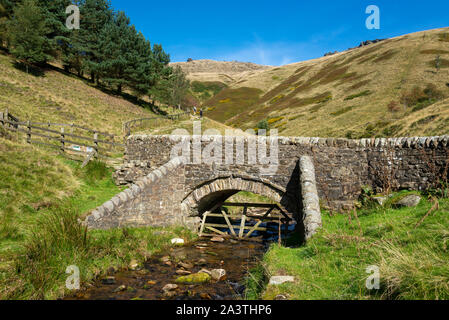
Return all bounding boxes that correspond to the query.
[249,194,449,300]
[0,138,196,300]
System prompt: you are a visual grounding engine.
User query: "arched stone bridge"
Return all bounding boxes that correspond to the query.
[85,135,449,241]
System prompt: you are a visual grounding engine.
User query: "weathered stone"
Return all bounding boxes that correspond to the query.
[113,285,127,293]
[129,259,140,271]
[102,276,116,285]
[171,238,185,245]
[395,195,421,208]
[210,236,225,243]
[162,284,178,292]
[175,272,211,284]
[269,276,295,285]
[211,269,227,281]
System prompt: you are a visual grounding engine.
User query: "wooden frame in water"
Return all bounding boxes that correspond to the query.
[198,202,293,243]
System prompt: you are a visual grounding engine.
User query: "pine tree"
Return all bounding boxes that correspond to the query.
[72,0,112,83]
[152,66,189,109]
[8,0,52,71]
[97,11,133,93]
[0,0,15,47]
[37,0,72,59]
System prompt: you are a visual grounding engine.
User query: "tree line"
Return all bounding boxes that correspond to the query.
[0,0,189,107]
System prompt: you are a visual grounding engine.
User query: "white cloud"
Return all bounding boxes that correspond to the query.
[213,41,321,66]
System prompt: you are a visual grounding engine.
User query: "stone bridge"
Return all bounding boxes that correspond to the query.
[85,135,449,240]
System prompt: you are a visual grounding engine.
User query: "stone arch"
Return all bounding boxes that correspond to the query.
[181,175,299,219]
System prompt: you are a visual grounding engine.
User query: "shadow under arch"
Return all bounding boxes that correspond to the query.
[181,174,300,223]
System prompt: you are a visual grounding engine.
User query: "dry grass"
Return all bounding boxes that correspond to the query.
[185,27,449,137]
[0,54,157,138]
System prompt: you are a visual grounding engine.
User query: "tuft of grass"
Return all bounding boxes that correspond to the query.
[330,106,355,117]
[344,90,372,101]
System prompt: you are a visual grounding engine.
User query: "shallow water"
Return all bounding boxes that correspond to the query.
[68,240,267,301]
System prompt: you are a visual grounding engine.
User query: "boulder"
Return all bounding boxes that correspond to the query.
[269,276,295,285]
[211,269,227,281]
[175,272,211,284]
[395,195,421,208]
[171,238,185,246]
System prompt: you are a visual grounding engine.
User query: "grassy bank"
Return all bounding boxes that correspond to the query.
[0,138,195,300]
[248,193,449,300]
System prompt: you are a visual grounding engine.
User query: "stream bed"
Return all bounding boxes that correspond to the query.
[68,239,267,300]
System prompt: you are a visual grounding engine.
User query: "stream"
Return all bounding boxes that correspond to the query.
[67,239,267,300]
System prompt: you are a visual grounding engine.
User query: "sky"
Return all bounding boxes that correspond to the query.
[109,0,449,66]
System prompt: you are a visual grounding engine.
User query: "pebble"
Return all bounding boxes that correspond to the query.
[198,269,211,275]
[162,284,178,292]
[211,236,225,243]
[113,285,126,293]
[196,258,207,266]
[129,259,140,271]
[171,238,185,245]
[176,269,192,275]
[178,262,194,269]
[102,276,116,285]
[211,269,227,281]
[200,293,212,300]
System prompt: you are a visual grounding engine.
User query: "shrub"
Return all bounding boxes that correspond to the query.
[400,84,443,111]
[388,101,401,113]
[256,120,269,131]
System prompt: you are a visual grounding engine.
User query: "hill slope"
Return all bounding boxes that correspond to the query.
[200,28,449,138]
[0,53,160,137]
[171,59,271,85]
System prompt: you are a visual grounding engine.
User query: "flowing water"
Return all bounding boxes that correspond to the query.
[68,220,296,300]
[68,240,267,300]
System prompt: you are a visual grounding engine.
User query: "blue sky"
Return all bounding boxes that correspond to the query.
[110,0,449,66]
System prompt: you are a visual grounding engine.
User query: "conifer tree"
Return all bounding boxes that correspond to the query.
[8,0,52,71]
[37,0,72,59]
[73,0,112,83]
[0,0,14,47]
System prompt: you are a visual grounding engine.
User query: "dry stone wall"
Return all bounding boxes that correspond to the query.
[122,135,449,211]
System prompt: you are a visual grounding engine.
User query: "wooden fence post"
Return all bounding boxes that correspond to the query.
[93,132,99,158]
[4,108,8,130]
[26,120,31,144]
[60,127,65,153]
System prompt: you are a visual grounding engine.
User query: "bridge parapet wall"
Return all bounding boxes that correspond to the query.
[85,157,194,230]
[122,135,449,211]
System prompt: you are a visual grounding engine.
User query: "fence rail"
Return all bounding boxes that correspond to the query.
[0,109,124,164]
[123,110,192,137]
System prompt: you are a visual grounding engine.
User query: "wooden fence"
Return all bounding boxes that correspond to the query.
[0,109,124,164]
[123,111,192,137]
